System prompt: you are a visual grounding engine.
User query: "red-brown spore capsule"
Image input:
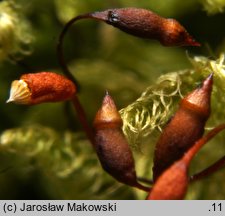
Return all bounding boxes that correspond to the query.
[7,72,76,105]
[93,92,149,191]
[148,123,225,200]
[91,8,200,46]
[147,159,188,200]
[153,74,213,181]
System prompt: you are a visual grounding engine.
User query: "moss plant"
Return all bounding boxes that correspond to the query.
[0,0,225,199]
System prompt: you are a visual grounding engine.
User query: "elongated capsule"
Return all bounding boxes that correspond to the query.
[148,159,188,200]
[93,92,149,191]
[148,124,225,200]
[7,72,76,105]
[90,8,200,46]
[153,74,213,181]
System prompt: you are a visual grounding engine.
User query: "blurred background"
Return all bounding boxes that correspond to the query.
[0,0,225,199]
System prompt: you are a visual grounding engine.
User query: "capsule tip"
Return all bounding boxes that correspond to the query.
[6,98,12,103]
[185,35,201,47]
[182,74,213,117]
[200,72,213,94]
[188,40,201,47]
[204,72,213,85]
[93,92,122,128]
[102,92,116,108]
[161,19,201,47]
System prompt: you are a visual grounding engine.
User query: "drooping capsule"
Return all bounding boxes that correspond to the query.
[93,92,149,191]
[153,74,213,181]
[57,8,200,105]
[7,72,76,105]
[90,8,200,46]
[148,123,225,200]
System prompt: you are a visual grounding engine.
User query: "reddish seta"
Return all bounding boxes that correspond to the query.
[93,92,149,191]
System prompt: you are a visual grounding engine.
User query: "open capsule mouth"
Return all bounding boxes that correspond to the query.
[7,80,32,104]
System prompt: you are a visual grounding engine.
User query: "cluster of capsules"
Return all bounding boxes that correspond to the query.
[7,8,225,199]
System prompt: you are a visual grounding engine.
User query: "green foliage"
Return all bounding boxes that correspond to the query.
[200,0,225,14]
[0,125,135,199]
[0,0,225,199]
[120,54,225,148]
[120,71,183,149]
[0,0,33,61]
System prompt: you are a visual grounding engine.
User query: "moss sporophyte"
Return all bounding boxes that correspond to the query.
[4,6,225,199]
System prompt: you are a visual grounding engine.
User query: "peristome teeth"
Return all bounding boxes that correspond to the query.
[6,79,31,104]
